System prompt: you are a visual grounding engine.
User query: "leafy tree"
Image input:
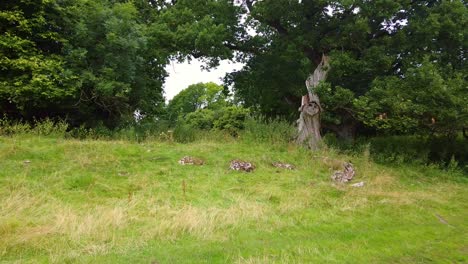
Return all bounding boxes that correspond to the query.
[166,82,228,121]
[0,0,170,127]
[355,58,467,137]
[160,0,417,146]
[354,1,468,136]
[0,0,76,119]
[222,0,466,142]
[62,0,168,127]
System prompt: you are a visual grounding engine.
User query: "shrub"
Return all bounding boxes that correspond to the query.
[325,134,467,172]
[173,123,197,143]
[185,109,215,129]
[213,106,250,135]
[67,125,93,139]
[0,117,68,137]
[0,118,31,135]
[32,118,68,136]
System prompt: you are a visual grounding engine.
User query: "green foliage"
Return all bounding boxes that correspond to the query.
[243,116,295,145]
[226,45,309,120]
[0,0,77,118]
[1,0,466,140]
[316,82,355,126]
[355,59,467,135]
[31,118,68,136]
[62,0,167,127]
[179,105,249,135]
[0,117,68,137]
[168,82,250,135]
[173,122,197,143]
[185,109,215,130]
[167,82,227,121]
[0,116,30,135]
[224,0,467,138]
[155,0,244,66]
[0,0,170,127]
[212,106,250,135]
[325,134,467,172]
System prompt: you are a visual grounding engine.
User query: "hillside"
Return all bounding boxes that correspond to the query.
[0,135,467,263]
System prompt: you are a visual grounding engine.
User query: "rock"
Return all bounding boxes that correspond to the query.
[23,160,31,164]
[272,162,295,170]
[178,156,204,165]
[350,181,365,187]
[230,159,255,172]
[118,171,130,177]
[331,162,355,183]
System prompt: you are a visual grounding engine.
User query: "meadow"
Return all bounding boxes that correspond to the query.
[0,133,467,263]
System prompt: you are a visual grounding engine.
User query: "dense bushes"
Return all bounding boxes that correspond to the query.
[212,106,250,134]
[183,106,250,134]
[325,134,467,172]
[185,109,215,130]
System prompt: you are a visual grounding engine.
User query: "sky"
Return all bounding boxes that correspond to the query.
[164,59,244,101]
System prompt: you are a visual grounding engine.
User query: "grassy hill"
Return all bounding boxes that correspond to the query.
[0,135,467,263]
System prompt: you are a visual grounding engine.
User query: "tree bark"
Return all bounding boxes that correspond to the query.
[296,54,330,149]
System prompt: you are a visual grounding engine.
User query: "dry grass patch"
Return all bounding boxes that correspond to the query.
[140,198,268,241]
[51,206,129,240]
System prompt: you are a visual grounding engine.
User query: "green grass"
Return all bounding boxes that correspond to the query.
[0,135,467,263]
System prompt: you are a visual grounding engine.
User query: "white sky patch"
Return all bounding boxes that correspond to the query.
[164,59,244,101]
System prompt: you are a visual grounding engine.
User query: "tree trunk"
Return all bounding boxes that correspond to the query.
[324,112,357,141]
[296,55,330,150]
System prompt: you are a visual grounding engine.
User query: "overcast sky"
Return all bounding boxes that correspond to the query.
[164,59,244,101]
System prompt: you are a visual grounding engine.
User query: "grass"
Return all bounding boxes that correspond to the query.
[0,134,467,263]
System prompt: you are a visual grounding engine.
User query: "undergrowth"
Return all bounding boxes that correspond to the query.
[0,117,466,172]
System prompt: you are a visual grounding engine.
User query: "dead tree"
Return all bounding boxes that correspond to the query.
[296,55,330,150]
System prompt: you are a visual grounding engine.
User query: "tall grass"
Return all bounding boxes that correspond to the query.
[1,117,465,171]
[242,116,296,145]
[0,117,68,137]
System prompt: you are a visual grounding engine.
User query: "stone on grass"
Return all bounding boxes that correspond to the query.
[230,160,255,172]
[331,162,355,183]
[272,162,295,170]
[178,156,204,165]
[350,181,365,187]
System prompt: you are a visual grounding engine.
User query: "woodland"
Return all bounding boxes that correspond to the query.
[2,0,466,136]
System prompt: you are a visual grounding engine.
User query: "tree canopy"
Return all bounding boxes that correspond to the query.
[1,0,170,127]
[166,82,228,121]
[222,0,467,137]
[1,0,466,137]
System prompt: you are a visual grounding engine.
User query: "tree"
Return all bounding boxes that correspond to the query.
[166,82,228,121]
[354,0,467,137]
[224,0,466,145]
[160,0,414,147]
[62,0,168,127]
[236,0,417,147]
[0,0,170,127]
[0,0,76,119]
